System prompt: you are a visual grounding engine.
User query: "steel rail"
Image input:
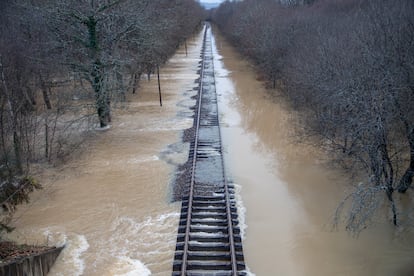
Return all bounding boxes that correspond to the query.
[179,23,239,275]
[180,25,208,276]
[209,32,238,276]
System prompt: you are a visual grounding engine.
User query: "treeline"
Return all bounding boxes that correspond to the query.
[213,0,414,232]
[0,0,204,232]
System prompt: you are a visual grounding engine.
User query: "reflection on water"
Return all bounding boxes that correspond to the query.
[212,30,414,276]
[5,30,204,275]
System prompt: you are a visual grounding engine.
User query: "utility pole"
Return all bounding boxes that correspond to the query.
[157,64,162,106]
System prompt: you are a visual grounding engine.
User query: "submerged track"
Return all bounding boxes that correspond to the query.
[172,25,246,275]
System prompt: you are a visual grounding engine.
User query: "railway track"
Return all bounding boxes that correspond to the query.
[172,25,246,276]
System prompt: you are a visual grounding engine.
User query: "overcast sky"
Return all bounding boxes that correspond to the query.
[200,0,224,4]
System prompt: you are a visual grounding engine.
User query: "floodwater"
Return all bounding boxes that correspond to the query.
[212,30,414,276]
[5,25,414,276]
[5,29,204,275]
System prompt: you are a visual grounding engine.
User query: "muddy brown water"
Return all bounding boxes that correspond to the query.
[5,27,414,276]
[5,29,204,276]
[211,31,414,276]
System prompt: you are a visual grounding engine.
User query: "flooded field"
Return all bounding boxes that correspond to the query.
[5,28,204,276]
[213,30,414,276]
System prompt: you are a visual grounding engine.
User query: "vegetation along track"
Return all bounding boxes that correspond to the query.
[172,24,246,276]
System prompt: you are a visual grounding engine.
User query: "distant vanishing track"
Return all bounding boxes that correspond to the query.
[172,24,246,275]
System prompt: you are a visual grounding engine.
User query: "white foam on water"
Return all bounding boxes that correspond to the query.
[110,256,151,276]
[229,182,253,275]
[95,155,160,168]
[106,211,180,273]
[110,212,180,236]
[127,155,159,164]
[137,118,194,132]
[43,229,67,247]
[45,231,89,276]
[233,183,247,240]
[95,125,112,131]
[244,266,257,276]
[5,228,89,275]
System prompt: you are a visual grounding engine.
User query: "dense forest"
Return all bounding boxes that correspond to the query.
[213,0,414,232]
[0,0,204,233]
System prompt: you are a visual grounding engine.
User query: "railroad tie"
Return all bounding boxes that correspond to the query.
[172,23,246,276]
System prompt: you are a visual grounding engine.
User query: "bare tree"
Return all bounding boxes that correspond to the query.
[0,0,204,236]
[213,0,414,232]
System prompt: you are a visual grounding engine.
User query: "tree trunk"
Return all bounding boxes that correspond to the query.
[1,55,23,174]
[157,64,162,107]
[45,116,49,159]
[94,77,110,127]
[97,104,110,128]
[0,102,12,174]
[24,85,36,107]
[43,87,52,109]
[87,16,111,128]
[40,76,52,110]
[92,61,110,128]
[378,130,398,225]
[398,127,414,193]
[386,188,397,226]
[132,73,140,94]
[94,78,110,128]
[12,130,23,174]
[116,70,125,102]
